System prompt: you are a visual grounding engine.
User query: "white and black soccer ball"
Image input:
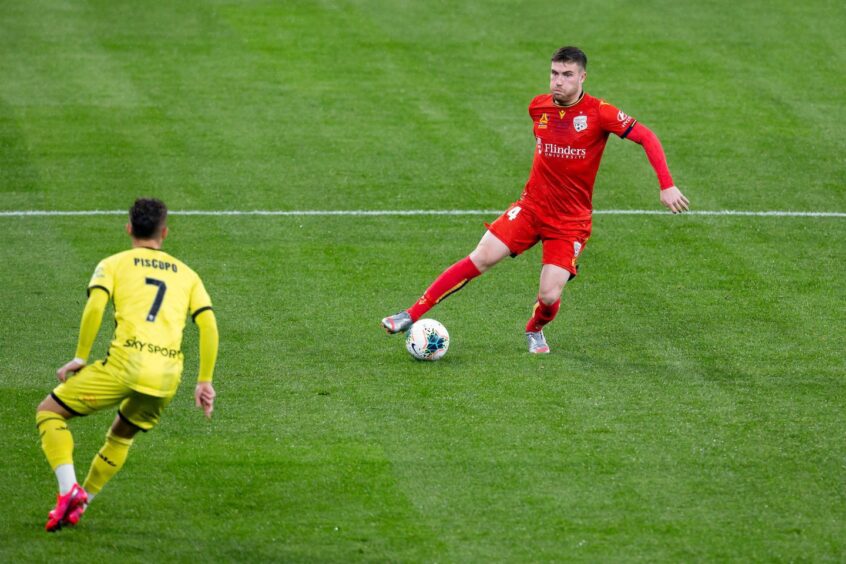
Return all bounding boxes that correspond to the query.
[405,319,450,361]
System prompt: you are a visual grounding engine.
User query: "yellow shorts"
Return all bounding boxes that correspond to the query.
[52,360,174,432]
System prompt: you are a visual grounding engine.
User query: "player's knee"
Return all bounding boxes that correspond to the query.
[469,247,503,272]
[538,280,565,304]
[36,396,56,414]
[468,252,492,272]
[37,395,73,418]
[110,415,142,439]
[538,289,562,305]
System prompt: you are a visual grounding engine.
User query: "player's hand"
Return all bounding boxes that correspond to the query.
[195,382,216,419]
[660,186,690,214]
[56,358,86,382]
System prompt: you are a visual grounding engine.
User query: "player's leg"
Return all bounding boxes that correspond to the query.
[38,363,126,530]
[79,415,139,506]
[382,204,537,333]
[382,232,511,332]
[81,393,171,509]
[525,265,571,353]
[411,230,512,313]
[469,230,513,272]
[529,264,571,327]
[381,232,509,332]
[36,377,100,531]
[36,395,79,497]
[66,415,137,527]
[525,231,587,353]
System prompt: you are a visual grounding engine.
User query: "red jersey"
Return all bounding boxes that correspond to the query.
[521,92,636,222]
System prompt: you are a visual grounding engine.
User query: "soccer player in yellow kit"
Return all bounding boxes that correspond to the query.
[35,198,219,532]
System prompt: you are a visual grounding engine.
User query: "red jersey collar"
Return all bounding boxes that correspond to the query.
[552,90,585,108]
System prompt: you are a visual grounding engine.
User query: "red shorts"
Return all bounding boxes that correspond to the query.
[486,202,591,276]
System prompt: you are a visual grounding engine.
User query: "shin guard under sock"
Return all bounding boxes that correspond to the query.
[82,431,134,495]
[407,257,482,321]
[526,297,561,332]
[37,411,74,470]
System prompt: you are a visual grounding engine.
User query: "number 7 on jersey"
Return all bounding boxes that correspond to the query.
[145,278,167,322]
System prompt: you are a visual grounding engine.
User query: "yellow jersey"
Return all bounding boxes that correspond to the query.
[88,247,213,397]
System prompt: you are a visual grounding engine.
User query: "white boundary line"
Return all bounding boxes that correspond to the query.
[0,209,844,218]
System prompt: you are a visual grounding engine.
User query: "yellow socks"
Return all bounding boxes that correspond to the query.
[36,411,74,470]
[82,431,134,495]
[37,411,135,497]
[36,410,79,493]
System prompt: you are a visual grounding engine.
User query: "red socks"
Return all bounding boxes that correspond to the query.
[407,257,482,321]
[406,260,561,331]
[525,297,560,332]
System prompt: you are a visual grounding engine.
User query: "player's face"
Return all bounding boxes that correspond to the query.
[550,61,585,105]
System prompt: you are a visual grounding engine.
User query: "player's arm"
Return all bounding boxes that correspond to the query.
[624,122,690,214]
[56,288,109,382]
[193,308,219,419]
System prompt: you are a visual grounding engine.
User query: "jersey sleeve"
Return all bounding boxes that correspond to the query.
[87,257,115,297]
[189,275,213,321]
[528,96,538,117]
[528,94,546,119]
[598,101,637,138]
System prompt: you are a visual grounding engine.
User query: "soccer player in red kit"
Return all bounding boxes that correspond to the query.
[382,46,689,353]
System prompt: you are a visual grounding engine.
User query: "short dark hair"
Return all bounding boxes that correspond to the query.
[551,46,587,69]
[129,198,168,239]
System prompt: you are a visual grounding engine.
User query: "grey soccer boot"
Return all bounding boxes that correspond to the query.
[382,311,413,334]
[526,330,550,354]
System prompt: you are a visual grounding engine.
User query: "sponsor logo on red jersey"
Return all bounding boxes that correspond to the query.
[617,110,634,128]
[540,140,587,159]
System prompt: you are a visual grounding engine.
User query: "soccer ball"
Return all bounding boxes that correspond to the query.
[405,319,450,361]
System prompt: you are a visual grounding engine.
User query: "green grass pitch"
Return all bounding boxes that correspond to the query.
[1,0,845,561]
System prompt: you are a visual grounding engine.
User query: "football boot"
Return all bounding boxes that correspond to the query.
[64,500,88,528]
[45,483,88,532]
[381,311,412,334]
[526,330,551,354]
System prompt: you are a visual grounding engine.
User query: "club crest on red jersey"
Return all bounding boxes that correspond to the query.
[573,116,587,131]
[573,115,587,132]
[538,113,549,129]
